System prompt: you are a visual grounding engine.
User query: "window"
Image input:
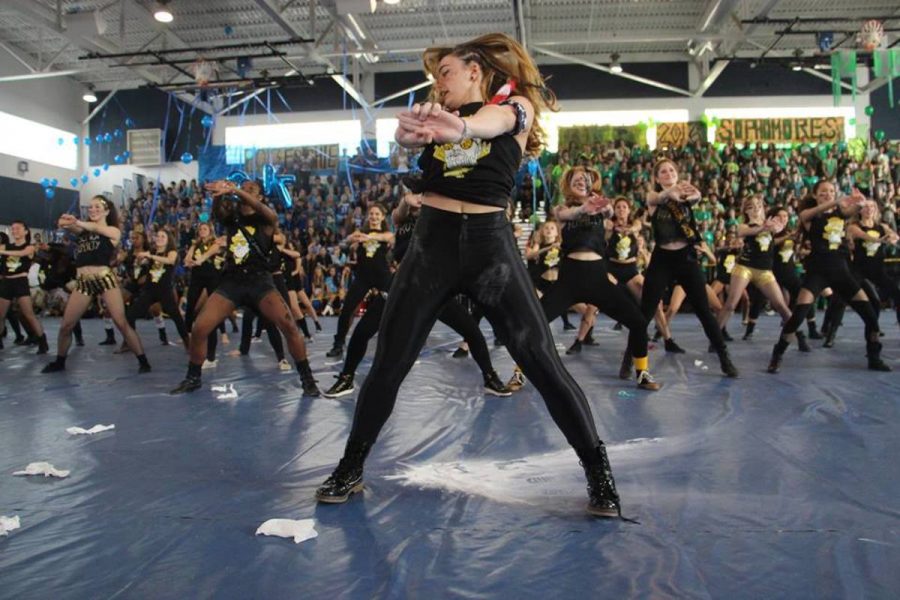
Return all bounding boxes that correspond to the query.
[0,111,78,170]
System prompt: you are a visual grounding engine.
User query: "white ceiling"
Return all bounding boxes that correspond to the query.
[0,0,897,96]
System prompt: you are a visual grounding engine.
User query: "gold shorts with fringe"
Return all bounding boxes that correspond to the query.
[75,269,119,296]
[731,264,776,287]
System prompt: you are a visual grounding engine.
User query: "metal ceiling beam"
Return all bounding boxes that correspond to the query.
[693,59,729,96]
[532,46,693,97]
[0,69,83,82]
[374,79,432,106]
[803,68,853,92]
[0,41,38,72]
[513,0,527,49]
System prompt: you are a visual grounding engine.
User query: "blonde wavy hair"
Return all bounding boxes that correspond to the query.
[560,166,602,206]
[422,33,558,156]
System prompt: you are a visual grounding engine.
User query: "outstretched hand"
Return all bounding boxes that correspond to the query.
[204,180,237,197]
[396,102,465,145]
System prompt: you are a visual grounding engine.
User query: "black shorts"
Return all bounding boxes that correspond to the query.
[214,272,276,308]
[607,261,639,285]
[0,277,30,300]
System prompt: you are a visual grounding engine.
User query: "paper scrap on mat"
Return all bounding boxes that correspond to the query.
[67,424,115,435]
[255,518,317,544]
[216,384,238,400]
[0,515,21,536]
[13,462,70,478]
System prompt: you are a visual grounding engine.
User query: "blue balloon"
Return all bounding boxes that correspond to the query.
[73,137,80,145]
[125,118,135,128]
[114,154,123,164]
[50,178,58,187]
[181,152,193,165]
[102,163,109,171]
[84,137,92,146]
[69,177,79,187]
[40,177,50,187]
[57,137,64,146]
[199,212,210,223]
[527,160,539,176]
[224,25,233,36]
[95,134,102,143]
[103,132,112,143]
[122,150,130,158]
[44,188,55,199]
[113,129,122,138]
[201,115,214,128]
[93,168,101,177]
[81,174,89,184]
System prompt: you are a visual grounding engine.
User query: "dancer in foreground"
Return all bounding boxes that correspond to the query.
[316,33,628,518]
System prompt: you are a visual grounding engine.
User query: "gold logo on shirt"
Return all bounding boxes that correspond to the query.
[434,139,492,178]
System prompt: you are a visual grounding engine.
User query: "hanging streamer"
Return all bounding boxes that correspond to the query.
[873,49,900,108]
[830,50,857,107]
[147,93,173,228]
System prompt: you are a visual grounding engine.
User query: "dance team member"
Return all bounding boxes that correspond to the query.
[170,179,319,395]
[42,196,150,373]
[316,33,629,518]
[0,221,49,354]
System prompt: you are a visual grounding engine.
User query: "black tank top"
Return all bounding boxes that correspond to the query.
[808,211,850,257]
[607,229,639,263]
[537,242,562,276]
[393,214,417,264]
[224,213,273,275]
[3,242,31,276]
[775,237,797,268]
[854,223,885,267]
[652,201,699,246]
[191,239,222,279]
[561,212,606,257]
[147,253,174,288]
[124,250,148,284]
[716,248,739,281]
[417,102,522,209]
[279,247,295,275]
[75,231,117,267]
[355,225,390,280]
[738,228,776,270]
[0,232,8,276]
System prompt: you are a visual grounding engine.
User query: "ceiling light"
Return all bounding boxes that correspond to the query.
[384,0,401,4]
[153,1,174,23]
[82,85,97,103]
[792,64,802,72]
[610,53,623,74]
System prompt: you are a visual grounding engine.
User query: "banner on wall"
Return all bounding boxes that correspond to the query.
[656,122,706,147]
[558,125,643,151]
[242,144,340,174]
[715,117,844,144]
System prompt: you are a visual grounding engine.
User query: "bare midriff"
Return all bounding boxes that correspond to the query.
[422,192,505,214]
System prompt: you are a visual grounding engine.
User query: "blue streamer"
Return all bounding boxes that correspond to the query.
[147,93,173,228]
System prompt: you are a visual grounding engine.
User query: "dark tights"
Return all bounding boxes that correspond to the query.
[127,284,189,341]
[344,206,600,455]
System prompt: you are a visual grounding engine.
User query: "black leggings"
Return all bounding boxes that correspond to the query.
[343,292,496,378]
[345,206,600,453]
[186,274,220,361]
[823,263,900,330]
[333,270,391,345]
[126,284,189,341]
[641,246,726,352]
[541,258,648,358]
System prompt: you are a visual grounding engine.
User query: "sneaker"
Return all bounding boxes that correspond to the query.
[326,344,344,359]
[506,367,525,391]
[323,373,355,398]
[202,359,218,369]
[664,338,686,354]
[566,340,583,355]
[169,376,201,394]
[636,370,662,391]
[452,347,469,359]
[278,359,292,372]
[483,371,512,397]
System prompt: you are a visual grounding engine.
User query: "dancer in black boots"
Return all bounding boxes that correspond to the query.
[126,229,190,348]
[0,221,49,354]
[42,196,150,373]
[316,33,627,519]
[640,159,738,377]
[536,168,661,390]
[323,192,511,399]
[169,179,319,396]
[716,197,798,348]
[325,204,394,359]
[276,232,320,341]
[183,221,224,367]
[767,183,889,373]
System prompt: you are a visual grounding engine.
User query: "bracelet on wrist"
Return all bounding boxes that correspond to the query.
[457,117,469,143]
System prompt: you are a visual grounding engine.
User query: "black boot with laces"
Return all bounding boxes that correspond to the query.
[323,372,355,398]
[577,443,622,519]
[315,441,373,503]
[297,359,320,397]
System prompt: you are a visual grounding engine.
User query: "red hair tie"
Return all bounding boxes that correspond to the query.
[488,79,517,104]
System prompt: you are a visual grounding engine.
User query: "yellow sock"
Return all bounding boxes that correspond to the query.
[633,356,648,372]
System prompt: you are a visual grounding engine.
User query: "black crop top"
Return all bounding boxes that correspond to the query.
[191,239,223,279]
[738,228,775,270]
[607,230,639,263]
[75,231,117,267]
[853,223,885,265]
[561,211,607,257]
[808,211,849,257]
[355,225,390,277]
[223,212,274,275]
[147,254,174,287]
[652,201,700,246]
[536,243,561,275]
[715,248,739,282]
[3,242,31,276]
[775,237,797,267]
[417,102,522,209]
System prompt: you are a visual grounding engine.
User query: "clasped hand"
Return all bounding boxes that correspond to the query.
[395,102,465,146]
